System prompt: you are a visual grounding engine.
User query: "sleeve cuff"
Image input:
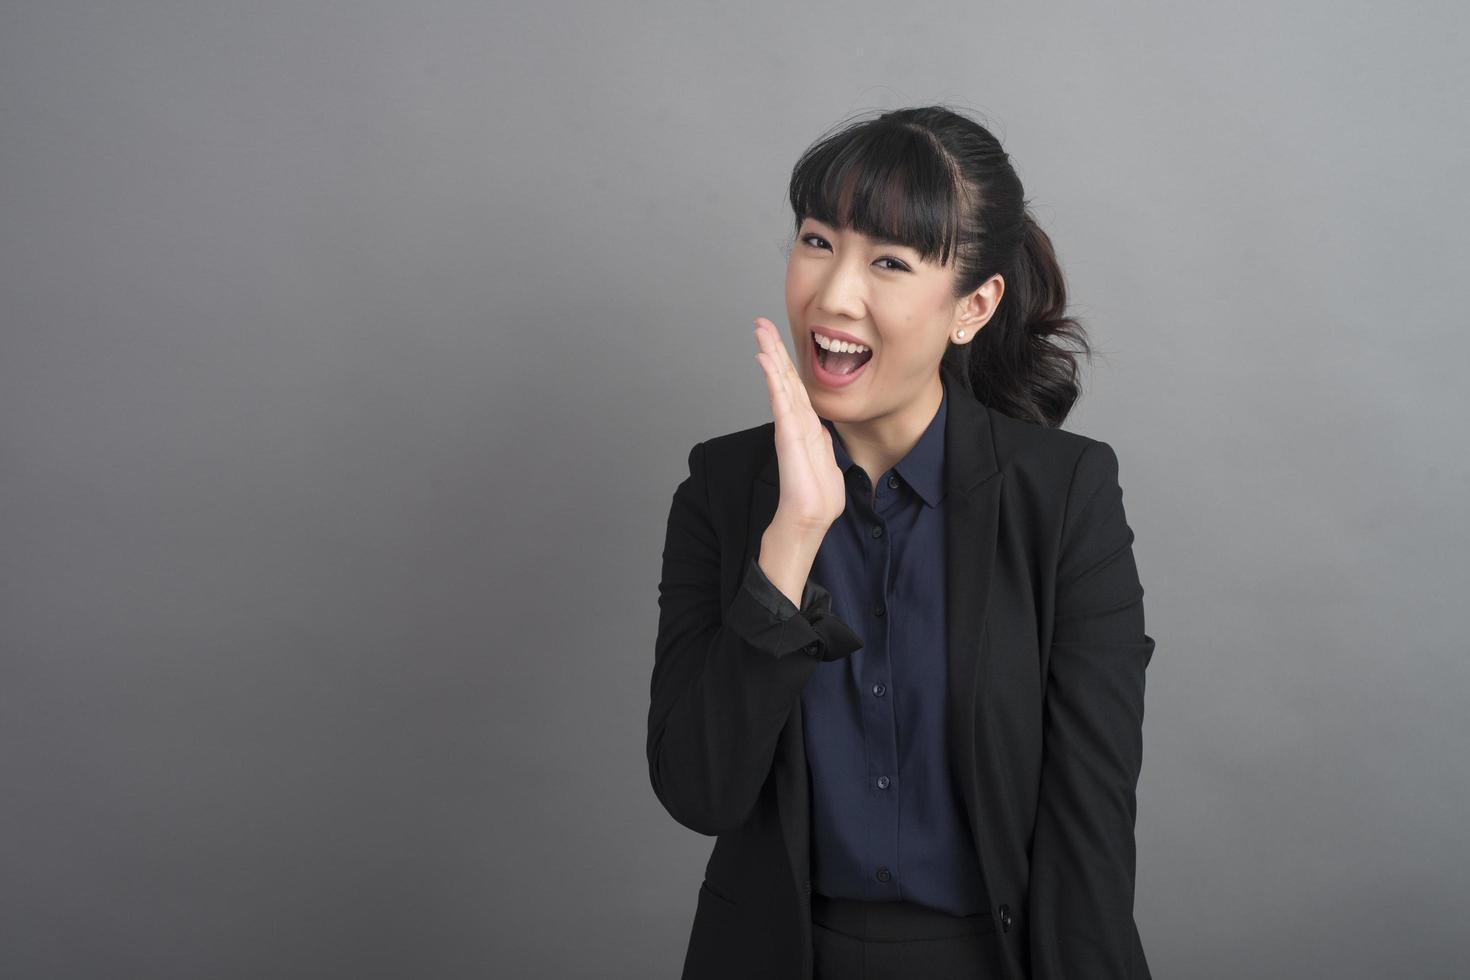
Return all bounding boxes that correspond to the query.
[724,555,864,662]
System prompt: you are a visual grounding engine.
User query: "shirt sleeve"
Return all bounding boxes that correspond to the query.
[726,554,864,663]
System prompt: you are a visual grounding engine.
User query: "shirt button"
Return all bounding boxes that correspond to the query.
[871,525,884,538]
[876,867,892,883]
[872,682,886,697]
[873,602,885,617]
[876,775,890,790]
[887,475,899,489]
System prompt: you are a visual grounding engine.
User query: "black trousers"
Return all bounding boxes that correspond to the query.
[811,893,1003,980]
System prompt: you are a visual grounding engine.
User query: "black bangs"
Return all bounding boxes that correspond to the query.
[788,116,965,267]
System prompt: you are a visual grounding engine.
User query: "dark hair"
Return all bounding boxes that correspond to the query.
[786,106,1090,427]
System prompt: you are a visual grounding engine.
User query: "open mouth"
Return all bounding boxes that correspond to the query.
[811,331,874,380]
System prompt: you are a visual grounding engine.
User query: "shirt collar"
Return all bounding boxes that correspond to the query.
[821,383,948,508]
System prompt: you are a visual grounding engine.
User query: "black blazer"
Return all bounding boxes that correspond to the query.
[648,364,1155,980]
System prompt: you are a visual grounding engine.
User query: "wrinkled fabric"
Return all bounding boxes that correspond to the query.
[736,555,864,663]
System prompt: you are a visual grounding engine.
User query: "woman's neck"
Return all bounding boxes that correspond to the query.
[830,375,944,491]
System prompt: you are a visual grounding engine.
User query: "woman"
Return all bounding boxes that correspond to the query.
[647,106,1155,980]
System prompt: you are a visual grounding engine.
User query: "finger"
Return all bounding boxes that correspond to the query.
[766,320,816,415]
[773,322,805,390]
[755,351,787,420]
[758,318,799,396]
[755,321,793,414]
[755,341,792,421]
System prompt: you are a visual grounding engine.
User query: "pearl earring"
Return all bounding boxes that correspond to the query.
[956,329,967,339]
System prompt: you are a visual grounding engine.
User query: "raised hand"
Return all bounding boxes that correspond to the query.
[753,317,846,533]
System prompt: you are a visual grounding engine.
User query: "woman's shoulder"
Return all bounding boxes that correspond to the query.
[983,405,1134,504]
[672,421,776,494]
[986,405,1105,466]
[696,419,775,457]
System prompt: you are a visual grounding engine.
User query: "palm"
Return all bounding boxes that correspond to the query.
[753,318,846,531]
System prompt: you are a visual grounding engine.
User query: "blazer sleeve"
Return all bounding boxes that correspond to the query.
[1028,440,1156,979]
[647,440,862,837]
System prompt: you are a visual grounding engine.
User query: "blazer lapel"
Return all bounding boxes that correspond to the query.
[744,363,1002,914]
[938,366,1005,886]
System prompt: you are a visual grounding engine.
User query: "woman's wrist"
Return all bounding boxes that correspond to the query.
[759,517,827,609]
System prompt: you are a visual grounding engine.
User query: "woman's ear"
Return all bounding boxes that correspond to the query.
[955,273,1004,332]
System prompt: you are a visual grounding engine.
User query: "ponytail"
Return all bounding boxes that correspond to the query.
[944,210,1091,428]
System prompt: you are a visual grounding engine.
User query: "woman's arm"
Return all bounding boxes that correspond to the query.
[1028,439,1156,979]
[646,439,860,837]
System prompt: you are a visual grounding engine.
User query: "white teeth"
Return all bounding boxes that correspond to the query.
[813,332,871,354]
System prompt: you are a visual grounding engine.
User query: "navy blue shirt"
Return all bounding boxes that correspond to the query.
[800,383,985,916]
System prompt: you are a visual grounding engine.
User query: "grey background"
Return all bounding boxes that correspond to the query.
[2,1,1466,977]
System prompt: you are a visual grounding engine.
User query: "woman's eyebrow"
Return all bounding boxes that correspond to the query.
[867,234,918,254]
[805,222,914,251]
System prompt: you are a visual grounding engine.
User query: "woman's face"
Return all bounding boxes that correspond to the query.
[784,216,999,421]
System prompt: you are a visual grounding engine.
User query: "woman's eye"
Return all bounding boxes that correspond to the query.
[799,234,909,272]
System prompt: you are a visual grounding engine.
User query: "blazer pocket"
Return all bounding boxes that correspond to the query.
[684,879,746,979]
[700,879,738,907]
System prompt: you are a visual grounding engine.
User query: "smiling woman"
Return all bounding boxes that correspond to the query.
[649,105,1155,980]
